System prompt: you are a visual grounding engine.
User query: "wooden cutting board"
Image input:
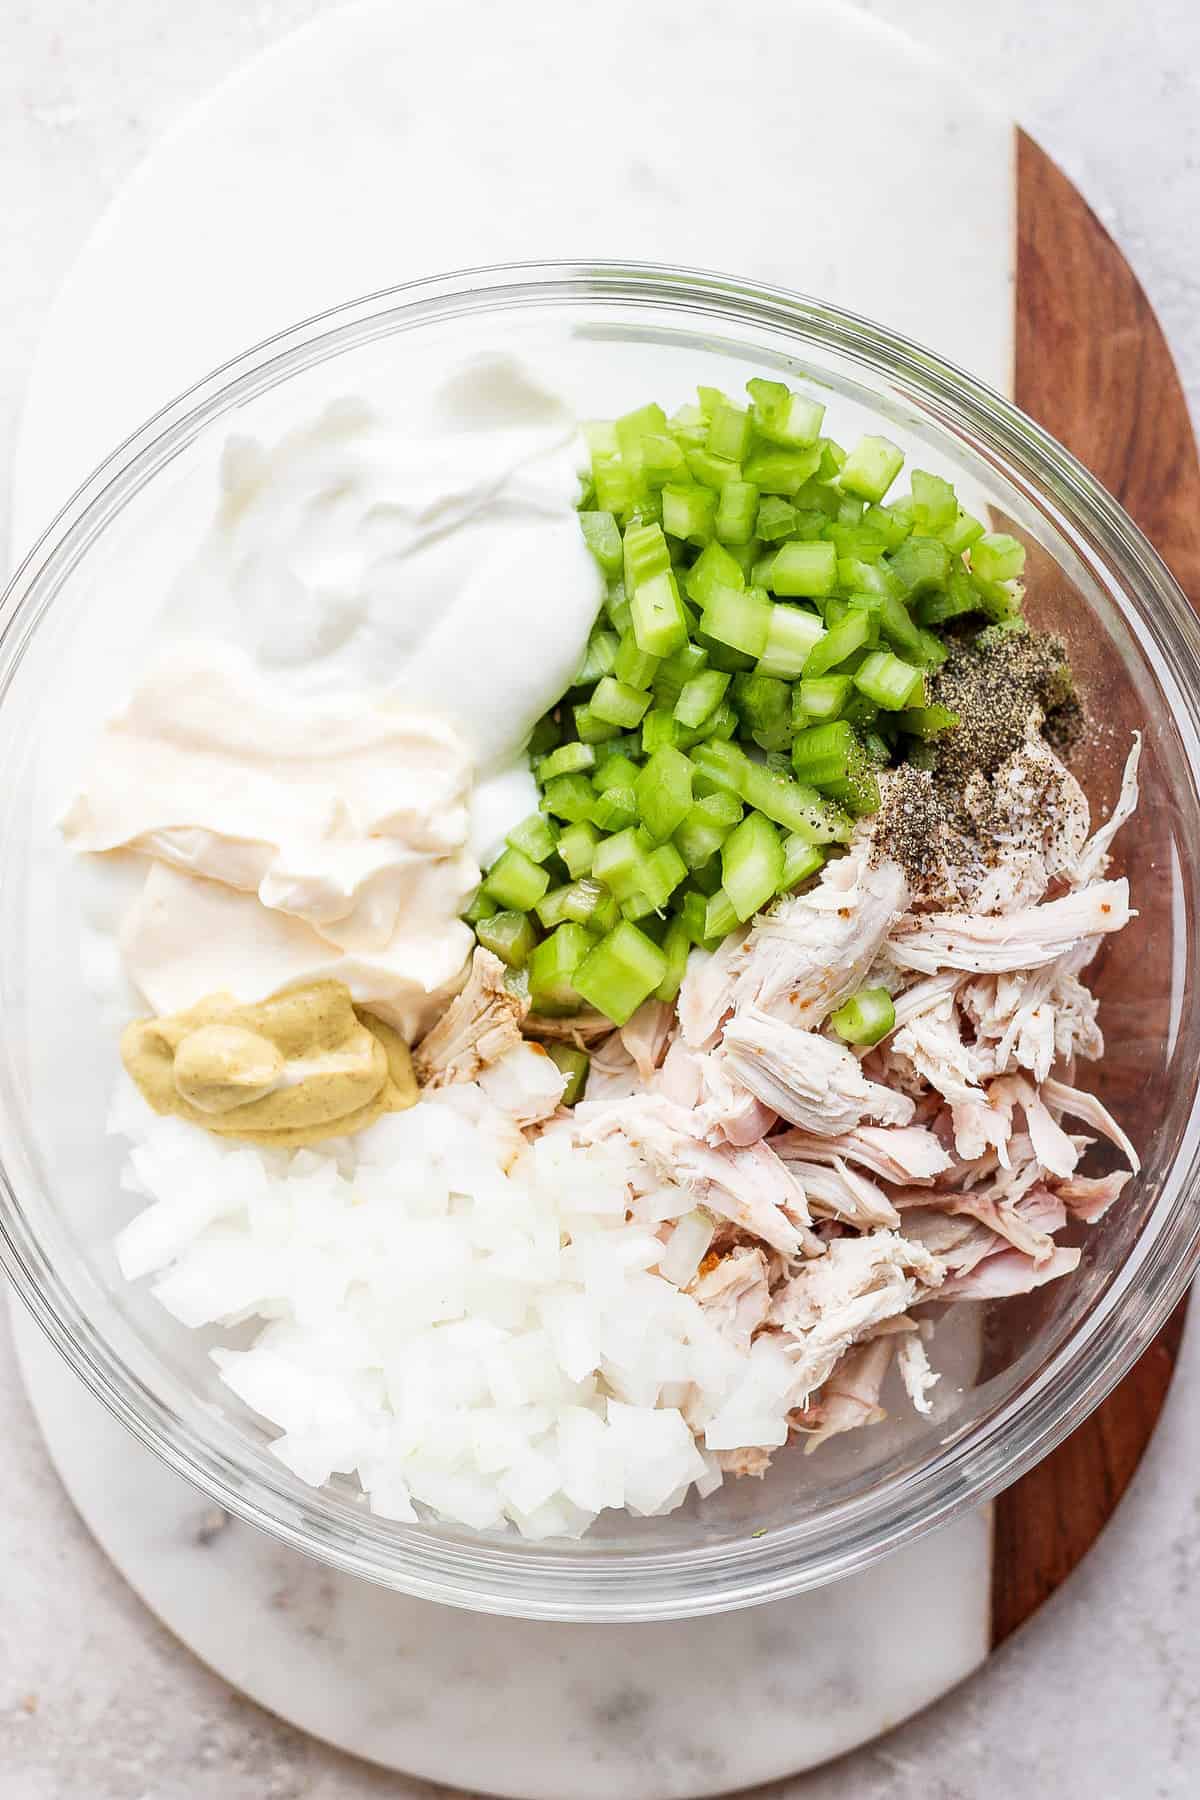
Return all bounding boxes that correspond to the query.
[992,130,1199,1645]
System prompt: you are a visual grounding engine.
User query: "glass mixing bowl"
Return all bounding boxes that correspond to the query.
[2,262,1199,1622]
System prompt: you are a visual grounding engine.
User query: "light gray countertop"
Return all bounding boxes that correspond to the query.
[2,3,1200,1796]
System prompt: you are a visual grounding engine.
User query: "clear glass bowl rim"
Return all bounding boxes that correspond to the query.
[3,257,1200,1623]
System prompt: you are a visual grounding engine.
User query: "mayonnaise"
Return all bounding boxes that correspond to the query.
[63,356,605,1034]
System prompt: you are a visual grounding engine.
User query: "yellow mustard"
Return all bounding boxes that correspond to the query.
[121,979,417,1148]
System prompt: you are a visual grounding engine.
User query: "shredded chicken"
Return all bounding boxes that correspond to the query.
[733,841,910,1028]
[798,1334,896,1450]
[888,878,1131,975]
[476,1040,566,1127]
[413,948,527,1087]
[720,1008,915,1135]
[772,1123,953,1185]
[1074,734,1141,887]
[769,1230,943,1401]
[619,999,675,1082]
[688,1247,771,1352]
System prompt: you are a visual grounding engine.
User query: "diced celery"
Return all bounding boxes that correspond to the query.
[484,846,551,912]
[662,483,718,545]
[535,884,575,930]
[558,819,600,877]
[616,401,669,465]
[971,533,1027,583]
[641,707,680,754]
[591,786,638,832]
[716,479,760,546]
[798,674,852,720]
[546,1042,590,1105]
[853,650,925,711]
[592,826,655,902]
[573,702,621,744]
[769,540,838,598]
[837,555,894,597]
[604,578,632,635]
[939,508,985,555]
[690,738,748,796]
[653,640,709,707]
[887,536,951,598]
[839,435,905,503]
[724,537,762,577]
[623,522,671,593]
[541,773,597,823]
[736,760,850,841]
[578,511,623,577]
[684,540,745,606]
[537,741,594,781]
[703,887,740,939]
[475,909,539,970]
[633,842,687,911]
[896,704,961,739]
[636,745,694,842]
[677,888,712,945]
[824,766,882,817]
[669,401,709,446]
[843,692,880,729]
[462,887,498,926]
[592,456,633,515]
[706,395,754,463]
[674,668,730,729]
[593,752,641,793]
[973,574,1026,622]
[590,676,652,729]
[528,714,561,759]
[654,915,691,1003]
[630,568,689,657]
[802,607,874,676]
[612,630,660,691]
[574,628,619,687]
[686,446,743,490]
[792,720,863,786]
[918,567,979,626]
[528,922,592,1014]
[743,446,822,495]
[673,790,742,869]
[757,603,826,679]
[679,699,738,749]
[507,813,560,864]
[746,378,826,447]
[863,501,913,549]
[781,836,826,890]
[561,878,620,934]
[830,987,896,1047]
[910,470,957,534]
[573,920,668,1026]
[731,670,791,741]
[913,627,949,669]
[877,592,926,660]
[702,584,772,658]
[721,811,784,921]
[641,433,688,488]
[756,495,798,541]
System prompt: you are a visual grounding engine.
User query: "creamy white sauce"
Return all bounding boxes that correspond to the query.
[64,355,604,1030]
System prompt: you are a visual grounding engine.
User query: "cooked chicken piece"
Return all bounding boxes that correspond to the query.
[619,998,675,1081]
[1041,1076,1140,1172]
[720,1009,915,1136]
[950,1093,1014,1164]
[888,878,1130,975]
[781,1158,901,1230]
[688,1247,771,1352]
[798,1334,897,1450]
[677,928,749,1050]
[656,1037,704,1108]
[769,1230,943,1401]
[653,1040,775,1147]
[987,1074,1079,1178]
[582,1032,643,1103]
[960,726,1091,913]
[896,1328,939,1416]
[937,1242,1081,1300]
[959,941,1104,1085]
[892,991,985,1106]
[890,971,962,1030]
[898,1205,1007,1276]
[773,1122,952,1186]
[413,948,527,1087]
[575,1094,818,1257]
[476,1040,566,1127]
[731,841,910,1030]
[1052,1169,1131,1223]
[716,1445,772,1479]
[943,1187,1057,1264]
[1073,734,1141,888]
[523,1008,615,1045]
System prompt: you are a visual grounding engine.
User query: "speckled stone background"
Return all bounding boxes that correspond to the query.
[3,2,1200,1796]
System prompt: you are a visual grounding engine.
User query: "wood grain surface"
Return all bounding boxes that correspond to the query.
[990,129,1200,1645]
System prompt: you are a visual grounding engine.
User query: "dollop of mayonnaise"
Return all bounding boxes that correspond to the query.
[63,355,604,1035]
